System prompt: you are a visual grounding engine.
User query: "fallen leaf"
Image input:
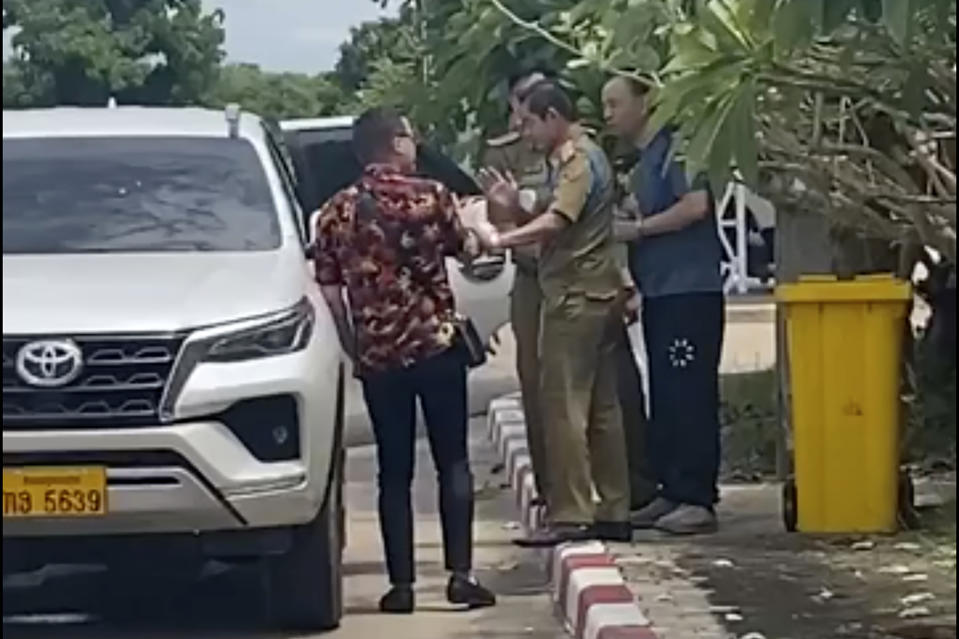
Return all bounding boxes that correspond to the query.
[836,621,864,634]
[900,592,935,606]
[899,606,932,619]
[814,587,835,602]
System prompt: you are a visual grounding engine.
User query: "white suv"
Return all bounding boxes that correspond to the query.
[1,106,511,630]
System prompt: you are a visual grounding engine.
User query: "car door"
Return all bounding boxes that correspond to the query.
[278,119,513,347]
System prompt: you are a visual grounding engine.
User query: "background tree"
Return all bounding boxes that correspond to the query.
[203,63,349,122]
[2,0,225,106]
[477,0,955,461]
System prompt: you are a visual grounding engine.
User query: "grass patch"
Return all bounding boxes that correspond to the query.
[720,368,779,480]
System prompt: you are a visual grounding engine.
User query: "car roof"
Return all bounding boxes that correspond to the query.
[279,116,354,132]
[1,107,266,141]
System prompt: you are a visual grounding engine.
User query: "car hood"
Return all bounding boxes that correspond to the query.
[2,251,307,335]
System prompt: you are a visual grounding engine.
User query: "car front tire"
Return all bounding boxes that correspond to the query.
[265,368,345,631]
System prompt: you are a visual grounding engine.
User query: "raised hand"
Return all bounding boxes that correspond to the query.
[478,167,521,214]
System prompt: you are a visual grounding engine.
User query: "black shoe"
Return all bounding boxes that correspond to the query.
[447,575,496,609]
[592,521,632,542]
[513,523,593,548]
[379,585,414,614]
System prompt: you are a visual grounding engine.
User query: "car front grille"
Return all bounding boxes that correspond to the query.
[2,334,185,429]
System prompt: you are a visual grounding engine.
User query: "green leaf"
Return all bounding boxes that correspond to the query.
[687,89,738,184]
[663,27,722,73]
[729,80,759,188]
[699,0,750,53]
[742,0,775,35]
[882,0,912,45]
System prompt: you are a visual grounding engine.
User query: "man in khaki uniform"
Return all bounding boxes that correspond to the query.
[480,72,552,505]
[478,82,630,546]
[482,72,550,505]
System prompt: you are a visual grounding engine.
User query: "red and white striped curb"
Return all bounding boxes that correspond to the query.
[487,394,658,639]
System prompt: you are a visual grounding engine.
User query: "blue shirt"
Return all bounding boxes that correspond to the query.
[628,129,723,298]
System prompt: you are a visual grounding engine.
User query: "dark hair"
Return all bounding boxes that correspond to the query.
[524,82,576,121]
[352,107,406,166]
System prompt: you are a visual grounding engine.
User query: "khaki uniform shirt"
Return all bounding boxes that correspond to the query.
[481,131,550,271]
[538,126,621,302]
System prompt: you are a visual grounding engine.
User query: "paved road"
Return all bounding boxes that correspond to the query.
[2,419,564,639]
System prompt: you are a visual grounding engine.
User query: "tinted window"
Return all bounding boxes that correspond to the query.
[282,127,480,215]
[2,136,281,254]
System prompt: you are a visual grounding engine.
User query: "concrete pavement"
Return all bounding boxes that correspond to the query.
[2,418,566,639]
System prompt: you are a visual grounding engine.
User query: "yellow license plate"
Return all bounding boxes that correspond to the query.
[2,467,108,518]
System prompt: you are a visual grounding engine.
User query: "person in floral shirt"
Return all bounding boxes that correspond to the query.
[313,107,495,614]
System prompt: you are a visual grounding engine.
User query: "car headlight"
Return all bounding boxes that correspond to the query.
[206,299,314,363]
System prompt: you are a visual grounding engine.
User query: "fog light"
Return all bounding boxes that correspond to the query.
[272,426,290,446]
[219,395,300,462]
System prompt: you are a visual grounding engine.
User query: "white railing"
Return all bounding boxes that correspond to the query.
[717,182,773,295]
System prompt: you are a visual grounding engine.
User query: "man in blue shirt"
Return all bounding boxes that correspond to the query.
[602,76,725,535]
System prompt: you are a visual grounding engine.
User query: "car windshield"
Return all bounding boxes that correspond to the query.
[2,136,281,254]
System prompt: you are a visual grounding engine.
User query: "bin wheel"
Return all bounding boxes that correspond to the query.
[898,470,919,530]
[782,478,798,532]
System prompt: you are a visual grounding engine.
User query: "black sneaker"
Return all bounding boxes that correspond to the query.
[379,585,414,614]
[447,575,496,609]
[592,521,632,542]
[513,523,593,548]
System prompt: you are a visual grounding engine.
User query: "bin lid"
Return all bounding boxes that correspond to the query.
[775,273,912,303]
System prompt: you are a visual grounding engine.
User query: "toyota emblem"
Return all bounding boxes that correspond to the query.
[15,340,84,388]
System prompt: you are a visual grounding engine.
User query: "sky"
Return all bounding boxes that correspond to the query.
[3,1,397,74]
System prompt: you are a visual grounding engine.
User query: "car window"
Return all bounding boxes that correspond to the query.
[282,126,481,216]
[2,136,281,254]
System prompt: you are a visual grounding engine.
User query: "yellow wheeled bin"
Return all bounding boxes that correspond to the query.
[776,274,913,534]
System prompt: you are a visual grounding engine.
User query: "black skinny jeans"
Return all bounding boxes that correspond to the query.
[360,347,473,585]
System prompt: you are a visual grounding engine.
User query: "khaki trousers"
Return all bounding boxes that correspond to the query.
[510,268,548,498]
[539,292,630,525]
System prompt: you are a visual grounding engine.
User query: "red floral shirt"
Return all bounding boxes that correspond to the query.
[314,165,473,375]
